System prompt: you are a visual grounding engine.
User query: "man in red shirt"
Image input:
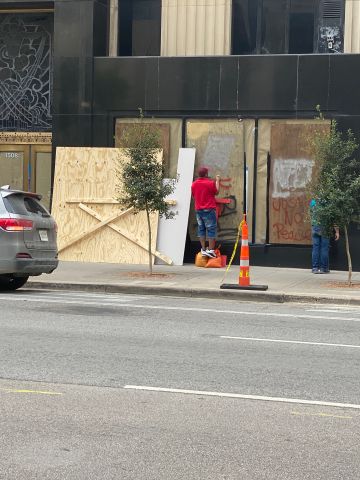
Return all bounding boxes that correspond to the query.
[191,167,220,258]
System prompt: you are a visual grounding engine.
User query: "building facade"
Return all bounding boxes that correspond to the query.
[1,0,360,268]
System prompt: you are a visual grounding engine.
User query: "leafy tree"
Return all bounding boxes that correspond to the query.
[309,117,360,285]
[116,113,176,274]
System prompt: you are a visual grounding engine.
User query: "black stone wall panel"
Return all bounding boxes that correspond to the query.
[328,54,360,115]
[52,114,92,147]
[158,57,220,111]
[219,57,239,111]
[94,55,302,114]
[237,55,298,112]
[92,114,111,147]
[297,55,330,112]
[54,1,93,58]
[94,58,147,112]
[53,57,94,115]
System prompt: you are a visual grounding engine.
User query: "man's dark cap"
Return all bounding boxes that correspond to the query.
[198,167,208,177]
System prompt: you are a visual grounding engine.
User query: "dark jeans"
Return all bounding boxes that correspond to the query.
[312,226,330,272]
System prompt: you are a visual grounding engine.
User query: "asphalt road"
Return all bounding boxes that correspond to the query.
[0,290,359,479]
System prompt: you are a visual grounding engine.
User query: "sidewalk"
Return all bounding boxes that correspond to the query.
[27,261,360,305]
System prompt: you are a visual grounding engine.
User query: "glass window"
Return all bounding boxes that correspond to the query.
[0,195,6,215]
[3,195,48,216]
[24,197,49,216]
[232,0,319,55]
[3,195,28,216]
[118,0,161,56]
[261,0,287,54]
[289,0,315,54]
[232,0,258,54]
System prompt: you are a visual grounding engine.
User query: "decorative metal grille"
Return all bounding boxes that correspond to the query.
[0,13,53,132]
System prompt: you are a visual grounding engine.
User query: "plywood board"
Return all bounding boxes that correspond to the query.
[186,120,255,243]
[269,123,330,245]
[156,148,196,265]
[52,147,163,265]
[115,123,170,175]
[115,118,182,178]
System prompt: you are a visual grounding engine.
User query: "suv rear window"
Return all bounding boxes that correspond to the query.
[24,197,48,216]
[3,195,48,216]
[3,195,28,215]
[0,195,7,215]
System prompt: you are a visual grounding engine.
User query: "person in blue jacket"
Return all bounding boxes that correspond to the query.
[310,199,340,274]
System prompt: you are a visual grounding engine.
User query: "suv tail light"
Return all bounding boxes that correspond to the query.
[0,218,33,231]
[16,253,32,259]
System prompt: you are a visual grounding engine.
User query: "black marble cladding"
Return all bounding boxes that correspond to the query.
[52,0,108,145]
[91,54,360,121]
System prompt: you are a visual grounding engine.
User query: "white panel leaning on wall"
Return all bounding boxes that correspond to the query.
[155,148,196,266]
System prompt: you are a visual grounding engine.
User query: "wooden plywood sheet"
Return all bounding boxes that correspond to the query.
[156,148,196,266]
[115,123,170,175]
[186,120,248,242]
[52,147,162,264]
[269,123,330,245]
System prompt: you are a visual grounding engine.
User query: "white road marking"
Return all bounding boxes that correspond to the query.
[309,305,360,310]
[290,411,352,419]
[124,385,360,410]
[221,336,360,349]
[1,295,360,322]
[48,291,144,298]
[307,308,360,314]
[19,292,142,302]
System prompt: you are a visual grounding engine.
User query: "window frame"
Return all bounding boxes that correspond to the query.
[117,0,161,57]
[232,0,323,55]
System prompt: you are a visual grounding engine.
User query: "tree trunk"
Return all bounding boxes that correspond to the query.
[344,225,352,286]
[146,207,152,275]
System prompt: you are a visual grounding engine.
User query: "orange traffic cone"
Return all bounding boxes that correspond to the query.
[239,219,250,287]
[220,214,268,291]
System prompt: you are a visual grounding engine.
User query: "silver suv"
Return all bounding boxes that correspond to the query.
[0,186,58,290]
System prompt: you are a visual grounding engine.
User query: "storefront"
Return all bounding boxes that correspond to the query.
[2,0,359,269]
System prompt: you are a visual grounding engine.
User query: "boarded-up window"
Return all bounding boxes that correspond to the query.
[115,118,182,178]
[269,122,330,244]
[186,119,255,243]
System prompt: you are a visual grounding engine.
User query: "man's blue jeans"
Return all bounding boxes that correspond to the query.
[196,209,217,239]
[312,226,330,272]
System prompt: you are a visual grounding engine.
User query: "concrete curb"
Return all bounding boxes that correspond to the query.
[27,281,360,306]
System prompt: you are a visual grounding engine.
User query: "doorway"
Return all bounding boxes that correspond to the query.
[0,144,52,210]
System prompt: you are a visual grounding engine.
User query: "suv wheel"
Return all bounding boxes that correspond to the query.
[0,275,29,291]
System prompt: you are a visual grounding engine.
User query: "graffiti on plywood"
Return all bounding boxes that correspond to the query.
[272,158,314,199]
[269,122,330,245]
[187,121,248,243]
